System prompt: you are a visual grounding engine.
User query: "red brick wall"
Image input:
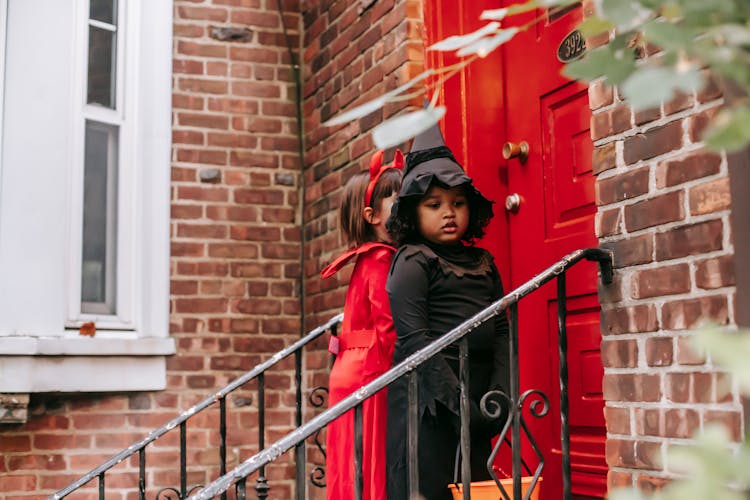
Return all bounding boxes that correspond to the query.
[0,1,304,498]
[591,76,743,492]
[299,0,424,495]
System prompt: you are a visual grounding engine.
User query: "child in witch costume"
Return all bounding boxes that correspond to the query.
[385,123,510,500]
[320,149,404,500]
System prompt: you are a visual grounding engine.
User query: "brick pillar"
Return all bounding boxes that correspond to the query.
[170,1,304,497]
[591,73,743,492]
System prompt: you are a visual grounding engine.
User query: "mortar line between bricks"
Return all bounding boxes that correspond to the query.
[592,97,724,148]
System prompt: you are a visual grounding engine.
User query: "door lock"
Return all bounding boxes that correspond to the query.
[502,141,529,163]
[505,193,521,213]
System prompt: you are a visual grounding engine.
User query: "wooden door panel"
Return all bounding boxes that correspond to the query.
[542,83,596,243]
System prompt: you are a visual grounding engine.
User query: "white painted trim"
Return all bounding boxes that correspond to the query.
[0,0,7,230]
[66,0,90,327]
[0,353,171,392]
[0,335,175,356]
[88,18,116,32]
[136,0,173,340]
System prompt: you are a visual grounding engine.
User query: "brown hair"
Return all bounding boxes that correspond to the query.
[340,168,402,246]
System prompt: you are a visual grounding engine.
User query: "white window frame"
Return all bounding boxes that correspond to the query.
[0,0,6,215]
[0,0,174,393]
[67,0,136,331]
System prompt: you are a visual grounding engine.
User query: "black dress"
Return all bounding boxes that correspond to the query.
[385,241,510,500]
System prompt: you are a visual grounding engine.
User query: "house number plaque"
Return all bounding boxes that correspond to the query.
[557,29,586,63]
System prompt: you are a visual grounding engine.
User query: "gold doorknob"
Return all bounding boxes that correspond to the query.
[502,141,529,163]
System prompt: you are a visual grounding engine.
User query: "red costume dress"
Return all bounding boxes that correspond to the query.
[321,241,397,500]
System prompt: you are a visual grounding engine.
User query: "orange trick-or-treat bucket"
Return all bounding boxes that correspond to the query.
[448,476,542,500]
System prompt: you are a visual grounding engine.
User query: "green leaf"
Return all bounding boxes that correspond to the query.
[708,23,750,47]
[372,106,447,149]
[659,2,683,21]
[599,0,654,31]
[563,45,611,81]
[577,15,615,39]
[608,489,645,500]
[620,65,705,111]
[679,0,737,20]
[563,41,637,85]
[642,19,694,51]
[692,326,750,391]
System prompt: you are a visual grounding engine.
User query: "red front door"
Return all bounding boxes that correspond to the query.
[502,5,606,498]
[424,1,607,498]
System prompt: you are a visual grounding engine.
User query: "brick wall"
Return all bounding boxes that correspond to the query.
[590,75,743,491]
[0,1,304,498]
[298,0,424,495]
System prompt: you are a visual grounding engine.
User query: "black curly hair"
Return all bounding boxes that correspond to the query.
[386,183,493,246]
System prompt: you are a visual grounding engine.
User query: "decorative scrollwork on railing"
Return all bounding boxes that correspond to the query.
[155,484,205,499]
[307,386,329,488]
[309,386,329,408]
[155,487,181,499]
[519,389,550,418]
[479,389,512,420]
[309,424,328,487]
[485,388,550,500]
[310,465,326,488]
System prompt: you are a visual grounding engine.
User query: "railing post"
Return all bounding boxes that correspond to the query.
[180,422,187,498]
[557,273,572,500]
[237,478,247,500]
[353,404,364,500]
[138,449,146,500]
[407,371,419,498]
[220,397,227,500]
[295,346,305,500]
[459,337,471,500]
[256,374,269,500]
[98,472,105,500]
[509,303,522,500]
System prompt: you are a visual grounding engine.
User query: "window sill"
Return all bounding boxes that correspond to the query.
[0,335,175,392]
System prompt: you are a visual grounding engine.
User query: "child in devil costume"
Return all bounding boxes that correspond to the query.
[385,122,510,500]
[320,149,403,500]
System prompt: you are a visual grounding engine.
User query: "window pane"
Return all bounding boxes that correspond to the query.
[87,26,116,108]
[81,121,118,314]
[90,0,116,24]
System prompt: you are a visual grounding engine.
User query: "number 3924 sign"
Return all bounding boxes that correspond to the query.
[557,29,586,63]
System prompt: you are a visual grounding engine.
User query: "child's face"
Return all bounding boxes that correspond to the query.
[417,185,469,245]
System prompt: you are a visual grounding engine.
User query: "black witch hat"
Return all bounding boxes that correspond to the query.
[394,118,493,214]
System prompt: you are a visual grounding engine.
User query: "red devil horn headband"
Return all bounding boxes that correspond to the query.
[364,149,404,207]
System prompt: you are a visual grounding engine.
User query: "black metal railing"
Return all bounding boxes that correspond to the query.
[187,247,613,500]
[49,313,343,500]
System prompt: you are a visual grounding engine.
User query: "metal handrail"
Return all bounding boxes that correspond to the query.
[189,247,613,500]
[50,312,344,500]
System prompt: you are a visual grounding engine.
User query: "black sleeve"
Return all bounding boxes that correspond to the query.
[489,263,510,392]
[387,249,460,418]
